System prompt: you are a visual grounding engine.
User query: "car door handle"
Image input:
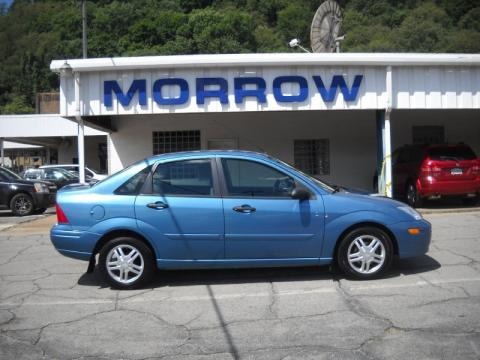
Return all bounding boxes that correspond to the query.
[146,201,169,210]
[233,204,256,213]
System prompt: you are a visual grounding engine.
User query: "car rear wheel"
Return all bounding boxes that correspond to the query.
[99,237,155,289]
[337,227,394,279]
[406,182,423,208]
[462,195,478,206]
[10,193,34,216]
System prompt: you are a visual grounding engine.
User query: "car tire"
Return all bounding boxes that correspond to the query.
[337,227,394,280]
[10,193,34,216]
[99,237,155,289]
[462,196,478,206]
[406,182,423,208]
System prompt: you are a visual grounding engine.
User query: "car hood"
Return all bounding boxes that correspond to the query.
[322,191,409,221]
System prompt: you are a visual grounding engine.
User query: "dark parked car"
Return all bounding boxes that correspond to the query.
[392,143,480,207]
[0,166,56,216]
[23,167,80,189]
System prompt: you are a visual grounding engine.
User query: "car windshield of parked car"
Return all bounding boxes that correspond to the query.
[428,146,476,161]
[0,167,23,181]
[270,157,335,193]
[47,168,77,180]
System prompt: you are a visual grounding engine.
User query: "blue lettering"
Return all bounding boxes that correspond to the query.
[196,78,229,105]
[103,74,363,108]
[104,79,146,107]
[153,78,189,105]
[273,76,308,103]
[313,75,363,102]
[234,77,267,104]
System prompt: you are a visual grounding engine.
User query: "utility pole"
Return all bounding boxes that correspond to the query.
[78,0,87,183]
[82,0,87,58]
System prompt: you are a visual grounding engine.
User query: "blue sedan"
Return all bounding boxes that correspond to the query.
[51,151,431,289]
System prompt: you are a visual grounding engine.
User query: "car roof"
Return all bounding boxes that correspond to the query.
[147,150,272,162]
[40,164,79,168]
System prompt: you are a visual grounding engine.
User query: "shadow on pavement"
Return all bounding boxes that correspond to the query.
[77,254,441,289]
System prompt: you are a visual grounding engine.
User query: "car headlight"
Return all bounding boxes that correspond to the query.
[397,206,422,220]
[34,183,50,193]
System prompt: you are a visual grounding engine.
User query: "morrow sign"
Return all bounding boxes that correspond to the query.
[104,75,363,108]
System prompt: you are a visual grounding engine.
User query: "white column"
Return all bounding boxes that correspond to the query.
[74,72,86,183]
[384,111,392,197]
[0,138,4,166]
[384,66,393,198]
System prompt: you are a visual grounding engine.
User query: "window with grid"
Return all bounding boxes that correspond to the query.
[294,139,330,176]
[152,130,201,155]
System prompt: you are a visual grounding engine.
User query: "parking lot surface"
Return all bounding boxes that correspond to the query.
[1,211,479,360]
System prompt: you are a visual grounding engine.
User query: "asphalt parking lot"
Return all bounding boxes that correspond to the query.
[1,210,479,359]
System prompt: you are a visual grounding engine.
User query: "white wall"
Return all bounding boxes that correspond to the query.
[108,110,379,190]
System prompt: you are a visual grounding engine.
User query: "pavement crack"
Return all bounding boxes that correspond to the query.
[267,281,278,319]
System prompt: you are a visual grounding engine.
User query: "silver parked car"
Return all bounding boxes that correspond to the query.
[40,164,107,181]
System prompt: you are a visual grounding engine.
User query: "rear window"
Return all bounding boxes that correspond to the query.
[427,146,477,161]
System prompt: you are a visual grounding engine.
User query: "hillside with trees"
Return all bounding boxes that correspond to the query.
[0,0,479,113]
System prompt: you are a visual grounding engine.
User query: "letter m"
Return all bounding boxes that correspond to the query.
[104,79,147,107]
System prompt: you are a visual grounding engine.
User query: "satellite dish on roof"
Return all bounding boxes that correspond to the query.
[310,1,343,53]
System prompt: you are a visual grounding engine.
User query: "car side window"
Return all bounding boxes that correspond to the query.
[115,166,152,195]
[152,159,214,196]
[222,158,295,197]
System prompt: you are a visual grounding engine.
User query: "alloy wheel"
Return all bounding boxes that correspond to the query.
[346,235,386,274]
[106,244,144,285]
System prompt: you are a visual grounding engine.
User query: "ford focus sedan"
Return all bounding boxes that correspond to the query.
[51,151,431,289]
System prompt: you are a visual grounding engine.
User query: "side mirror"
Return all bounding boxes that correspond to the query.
[291,187,310,201]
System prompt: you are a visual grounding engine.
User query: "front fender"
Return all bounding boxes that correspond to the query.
[321,210,398,259]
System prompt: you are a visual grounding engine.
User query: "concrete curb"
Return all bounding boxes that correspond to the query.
[417,207,480,215]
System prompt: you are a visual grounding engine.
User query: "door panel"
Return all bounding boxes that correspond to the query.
[220,158,324,260]
[135,159,224,260]
[135,196,224,260]
[223,198,324,259]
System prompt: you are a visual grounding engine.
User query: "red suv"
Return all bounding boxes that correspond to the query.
[392,143,480,207]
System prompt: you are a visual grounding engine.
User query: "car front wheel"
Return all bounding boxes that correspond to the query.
[10,193,34,216]
[99,237,155,289]
[337,227,394,279]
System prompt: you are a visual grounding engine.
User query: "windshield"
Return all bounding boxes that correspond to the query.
[270,157,335,193]
[48,167,77,179]
[91,158,149,187]
[0,167,23,181]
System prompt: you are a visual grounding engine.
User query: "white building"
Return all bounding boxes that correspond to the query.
[10,53,480,195]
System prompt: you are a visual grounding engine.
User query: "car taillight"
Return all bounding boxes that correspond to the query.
[421,164,441,177]
[472,164,480,176]
[56,204,69,224]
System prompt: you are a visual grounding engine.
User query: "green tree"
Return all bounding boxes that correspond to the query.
[1,95,34,114]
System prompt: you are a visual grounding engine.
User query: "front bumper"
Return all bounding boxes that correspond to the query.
[390,219,431,258]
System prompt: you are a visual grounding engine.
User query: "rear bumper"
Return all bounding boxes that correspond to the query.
[32,192,56,209]
[417,177,480,197]
[390,219,431,258]
[50,225,100,261]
